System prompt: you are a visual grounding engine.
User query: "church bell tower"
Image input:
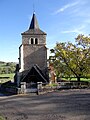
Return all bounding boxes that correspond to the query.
[19,12,47,72]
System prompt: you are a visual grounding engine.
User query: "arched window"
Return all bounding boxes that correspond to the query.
[35,38,38,44]
[31,38,34,44]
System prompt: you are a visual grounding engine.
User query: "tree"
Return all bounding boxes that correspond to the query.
[50,34,90,81]
[0,62,16,74]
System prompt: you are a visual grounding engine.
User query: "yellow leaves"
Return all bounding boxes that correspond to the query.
[62,50,66,56]
[76,34,90,48]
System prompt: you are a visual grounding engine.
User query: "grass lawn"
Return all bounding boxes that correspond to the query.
[0,73,15,83]
[0,73,14,79]
[61,77,90,82]
[0,116,5,120]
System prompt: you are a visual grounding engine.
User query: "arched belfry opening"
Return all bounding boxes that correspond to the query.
[35,38,38,44]
[31,38,34,44]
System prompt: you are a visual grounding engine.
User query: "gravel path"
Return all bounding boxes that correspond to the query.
[0,89,90,120]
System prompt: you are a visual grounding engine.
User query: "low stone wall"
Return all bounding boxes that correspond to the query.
[1,81,89,95]
[58,81,90,89]
[37,81,90,94]
[0,86,18,94]
[17,82,54,95]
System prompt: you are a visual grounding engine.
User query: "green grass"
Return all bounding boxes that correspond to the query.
[0,73,15,83]
[0,116,5,120]
[80,78,90,82]
[47,83,58,87]
[62,77,90,82]
[0,73,14,79]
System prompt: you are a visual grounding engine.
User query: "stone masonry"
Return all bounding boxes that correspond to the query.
[19,12,47,72]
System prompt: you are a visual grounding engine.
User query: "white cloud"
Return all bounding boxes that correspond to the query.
[54,1,79,14]
[61,25,86,34]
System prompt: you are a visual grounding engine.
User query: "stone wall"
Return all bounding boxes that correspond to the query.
[22,34,46,45]
[23,45,47,70]
[19,34,47,71]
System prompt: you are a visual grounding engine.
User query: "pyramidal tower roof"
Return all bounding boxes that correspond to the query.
[22,12,46,35]
[29,12,39,29]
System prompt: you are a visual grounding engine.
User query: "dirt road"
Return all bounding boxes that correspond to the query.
[0,89,90,120]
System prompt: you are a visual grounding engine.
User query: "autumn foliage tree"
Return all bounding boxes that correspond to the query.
[50,34,90,81]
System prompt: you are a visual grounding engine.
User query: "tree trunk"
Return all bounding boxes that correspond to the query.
[77,77,81,86]
[77,77,80,82]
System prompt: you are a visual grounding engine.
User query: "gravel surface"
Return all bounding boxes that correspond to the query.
[0,89,90,120]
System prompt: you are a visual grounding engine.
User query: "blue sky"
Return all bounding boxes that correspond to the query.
[0,0,90,62]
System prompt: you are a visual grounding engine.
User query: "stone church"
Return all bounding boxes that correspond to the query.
[14,12,49,87]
